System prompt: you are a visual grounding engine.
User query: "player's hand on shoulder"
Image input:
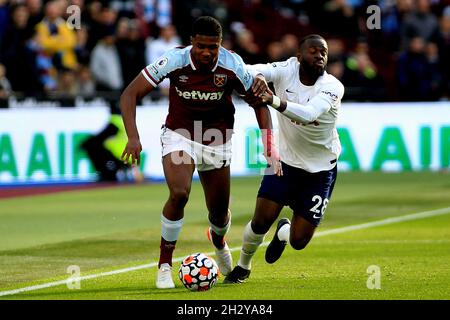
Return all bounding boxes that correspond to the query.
[121,138,142,166]
[252,74,269,97]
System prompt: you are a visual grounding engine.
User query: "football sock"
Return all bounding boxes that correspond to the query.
[277,223,290,242]
[159,215,183,267]
[238,221,265,270]
[159,237,176,268]
[209,219,231,250]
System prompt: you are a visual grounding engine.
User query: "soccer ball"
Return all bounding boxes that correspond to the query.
[178,253,220,291]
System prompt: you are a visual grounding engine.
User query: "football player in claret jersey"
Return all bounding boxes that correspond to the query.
[120,16,278,289]
[225,34,345,283]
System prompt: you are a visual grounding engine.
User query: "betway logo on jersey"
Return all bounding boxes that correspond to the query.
[175,87,224,101]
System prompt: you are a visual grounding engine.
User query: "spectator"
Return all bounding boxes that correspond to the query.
[327,37,346,63]
[76,65,96,96]
[327,59,345,81]
[397,36,435,101]
[145,24,181,96]
[25,0,44,29]
[232,27,264,64]
[86,3,118,52]
[381,0,414,51]
[141,0,173,28]
[0,4,42,95]
[116,17,131,40]
[75,24,90,65]
[145,24,180,64]
[436,6,450,98]
[35,0,78,71]
[401,0,440,50]
[326,37,347,81]
[343,38,383,88]
[90,28,123,92]
[265,41,285,61]
[321,0,360,38]
[116,19,146,88]
[0,63,12,98]
[110,0,136,19]
[0,0,9,41]
[234,0,283,50]
[54,69,77,97]
[424,42,442,100]
[280,33,299,60]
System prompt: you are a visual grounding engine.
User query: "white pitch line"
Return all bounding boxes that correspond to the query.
[1,206,449,298]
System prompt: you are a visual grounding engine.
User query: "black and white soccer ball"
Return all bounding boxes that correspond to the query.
[178,253,220,291]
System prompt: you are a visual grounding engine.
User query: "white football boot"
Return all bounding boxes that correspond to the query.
[156,263,175,289]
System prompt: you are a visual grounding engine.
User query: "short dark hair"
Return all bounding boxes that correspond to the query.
[191,16,222,38]
[300,34,326,50]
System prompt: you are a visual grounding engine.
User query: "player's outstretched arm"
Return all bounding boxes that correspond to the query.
[120,73,154,166]
[261,90,329,125]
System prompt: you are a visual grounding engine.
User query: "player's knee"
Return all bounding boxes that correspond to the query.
[289,238,309,251]
[208,210,229,227]
[250,220,270,235]
[169,188,190,207]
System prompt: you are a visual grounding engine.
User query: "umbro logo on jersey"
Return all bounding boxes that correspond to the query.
[175,87,224,100]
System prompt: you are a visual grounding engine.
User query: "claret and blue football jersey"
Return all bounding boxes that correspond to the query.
[141,46,254,144]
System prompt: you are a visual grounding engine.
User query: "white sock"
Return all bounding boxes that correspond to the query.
[277,223,290,242]
[161,214,183,242]
[209,218,231,236]
[237,222,265,270]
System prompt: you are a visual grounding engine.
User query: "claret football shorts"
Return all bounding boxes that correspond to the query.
[257,161,338,226]
[160,127,232,171]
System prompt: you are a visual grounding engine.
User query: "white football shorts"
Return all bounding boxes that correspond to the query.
[160,127,232,172]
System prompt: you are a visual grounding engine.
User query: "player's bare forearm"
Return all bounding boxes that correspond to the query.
[253,104,273,132]
[120,73,153,138]
[120,92,139,140]
[253,105,282,176]
[119,73,154,165]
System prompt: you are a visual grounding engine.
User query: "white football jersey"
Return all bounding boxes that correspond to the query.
[250,57,345,173]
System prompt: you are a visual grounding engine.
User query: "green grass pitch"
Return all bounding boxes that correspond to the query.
[0,172,449,300]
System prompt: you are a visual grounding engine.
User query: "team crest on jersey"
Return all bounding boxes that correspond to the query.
[214,74,227,87]
[179,75,189,83]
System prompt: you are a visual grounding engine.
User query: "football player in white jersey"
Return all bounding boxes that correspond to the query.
[225,34,345,283]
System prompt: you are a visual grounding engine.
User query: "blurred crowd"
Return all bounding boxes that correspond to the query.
[0,0,449,102]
